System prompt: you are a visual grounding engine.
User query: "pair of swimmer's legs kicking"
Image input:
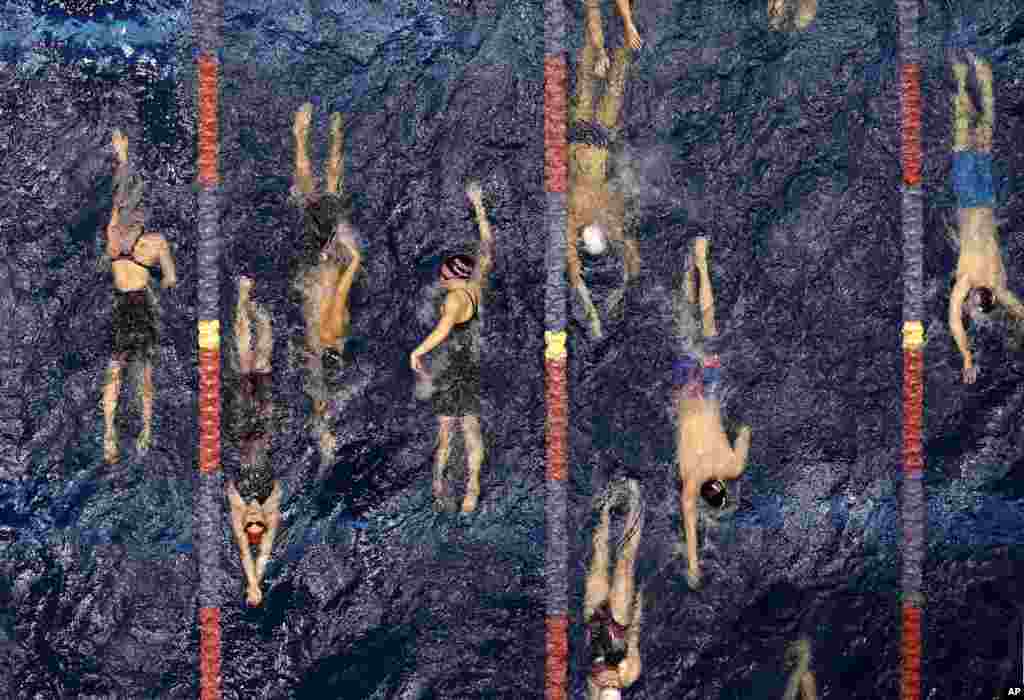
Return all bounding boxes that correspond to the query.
[292,103,361,424]
[567,6,642,339]
[433,415,485,513]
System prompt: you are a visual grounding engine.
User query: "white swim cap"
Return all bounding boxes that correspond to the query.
[598,688,622,700]
[582,223,607,255]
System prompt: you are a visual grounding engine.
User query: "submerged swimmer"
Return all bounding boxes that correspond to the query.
[782,637,818,700]
[675,237,751,589]
[568,0,643,339]
[290,102,363,420]
[102,128,177,464]
[410,181,494,513]
[225,276,282,607]
[585,478,644,700]
[947,52,1024,384]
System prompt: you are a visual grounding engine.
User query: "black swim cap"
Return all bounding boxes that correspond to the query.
[441,254,475,280]
[976,287,995,313]
[701,480,727,509]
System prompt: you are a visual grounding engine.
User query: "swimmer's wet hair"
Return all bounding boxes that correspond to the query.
[441,254,476,280]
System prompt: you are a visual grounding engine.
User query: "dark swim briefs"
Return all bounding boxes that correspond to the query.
[111,290,156,360]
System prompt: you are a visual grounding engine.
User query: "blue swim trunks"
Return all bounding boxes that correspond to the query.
[952,150,995,208]
[672,355,721,398]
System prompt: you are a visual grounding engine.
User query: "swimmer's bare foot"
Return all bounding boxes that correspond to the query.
[293,102,313,137]
[238,275,254,299]
[136,428,151,456]
[111,129,129,163]
[461,480,479,514]
[104,429,119,464]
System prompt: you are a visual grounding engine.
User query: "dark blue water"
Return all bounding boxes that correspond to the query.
[2,0,1024,698]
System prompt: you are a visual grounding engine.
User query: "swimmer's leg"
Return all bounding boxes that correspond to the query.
[971,54,994,152]
[571,41,598,125]
[136,359,153,455]
[794,0,816,29]
[695,239,718,339]
[951,61,974,151]
[293,102,315,198]
[584,495,613,620]
[235,277,254,374]
[461,414,484,513]
[102,358,123,463]
[251,299,273,375]
[433,416,455,509]
[325,112,345,196]
[596,46,633,131]
[609,480,643,624]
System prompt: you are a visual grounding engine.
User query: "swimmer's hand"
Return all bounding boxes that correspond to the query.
[962,363,978,384]
[625,22,643,50]
[410,350,427,375]
[161,275,176,289]
[246,584,263,607]
[686,567,702,590]
[466,181,484,206]
[694,237,709,266]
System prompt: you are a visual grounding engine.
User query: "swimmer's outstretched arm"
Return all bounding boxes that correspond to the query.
[618,589,644,687]
[410,292,469,370]
[226,482,261,599]
[156,235,177,288]
[681,477,701,588]
[105,130,131,258]
[614,0,643,49]
[255,481,282,584]
[320,234,361,348]
[782,638,813,700]
[948,276,974,380]
[466,182,494,288]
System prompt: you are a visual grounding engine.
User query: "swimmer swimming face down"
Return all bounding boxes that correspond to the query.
[968,287,995,315]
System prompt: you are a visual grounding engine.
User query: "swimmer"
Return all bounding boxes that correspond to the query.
[675,237,750,589]
[102,128,177,464]
[947,53,1024,384]
[290,103,362,420]
[225,276,281,607]
[410,181,494,513]
[782,637,818,700]
[568,0,644,339]
[585,478,644,700]
[768,0,817,31]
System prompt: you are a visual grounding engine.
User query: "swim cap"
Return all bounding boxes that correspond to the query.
[701,479,728,509]
[976,287,995,313]
[441,254,475,280]
[245,522,265,545]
